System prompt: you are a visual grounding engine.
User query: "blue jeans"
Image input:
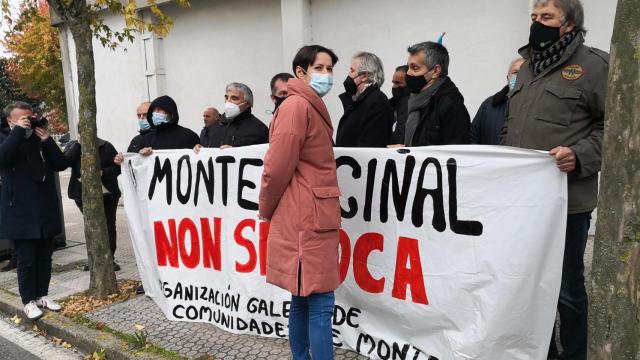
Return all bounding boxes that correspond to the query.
[289,291,335,360]
[549,212,591,360]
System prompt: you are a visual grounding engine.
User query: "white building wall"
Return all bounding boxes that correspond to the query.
[91,15,147,151]
[60,0,617,153]
[160,0,284,134]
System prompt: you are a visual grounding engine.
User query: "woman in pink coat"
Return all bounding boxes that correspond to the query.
[259,45,341,360]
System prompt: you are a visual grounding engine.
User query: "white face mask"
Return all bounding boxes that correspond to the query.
[224,102,243,119]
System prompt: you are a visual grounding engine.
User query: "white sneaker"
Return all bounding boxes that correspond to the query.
[36,297,62,311]
[24,301,43,319]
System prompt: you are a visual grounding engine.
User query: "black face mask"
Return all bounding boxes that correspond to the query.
[343,75,358,95]
[273,96,286,111]
[405,73,429,94]
[529,21,561,51]
[392,86,409,99]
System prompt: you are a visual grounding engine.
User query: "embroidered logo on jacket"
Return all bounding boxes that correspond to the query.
[562,65,584,80]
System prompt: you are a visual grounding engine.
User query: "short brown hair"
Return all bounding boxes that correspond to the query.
[3,101,33,119]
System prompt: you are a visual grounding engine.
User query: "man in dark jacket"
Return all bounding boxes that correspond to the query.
[139,95,200,155]
[137,95,198,294]
[199,107,220,146]
[389,65,410,145]
[336,52,394,148]
[0,101,67,319]
[194,83,268,153]
[127,101,152,153]
[403,41,470,146]
[114,101,152,166]
[471,58,524,145]
[270,73,294,112]
[64,133,121,271]
[0,117,17,272]
[503,1,607,358]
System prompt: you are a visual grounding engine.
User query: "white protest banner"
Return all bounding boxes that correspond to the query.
[120,145,567,360]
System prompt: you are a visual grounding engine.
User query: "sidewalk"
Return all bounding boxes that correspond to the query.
[0,170,365,359]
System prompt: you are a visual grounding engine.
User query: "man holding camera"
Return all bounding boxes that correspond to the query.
[0,101,68,319]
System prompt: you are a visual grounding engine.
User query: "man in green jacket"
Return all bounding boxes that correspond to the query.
[502,0,607,359]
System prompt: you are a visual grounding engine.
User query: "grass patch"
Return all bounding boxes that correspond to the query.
[73,314,186,360]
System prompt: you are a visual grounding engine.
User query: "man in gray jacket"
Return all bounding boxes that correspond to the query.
[503,1,607,359]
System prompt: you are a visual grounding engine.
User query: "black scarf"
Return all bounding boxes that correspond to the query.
[530,30,577,76]
[404,77,447,146]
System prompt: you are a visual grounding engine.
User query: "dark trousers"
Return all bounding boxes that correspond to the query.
[74,194,119,257]
[7,242,16,266]
[14,237,54,305]
[549,212,591,360]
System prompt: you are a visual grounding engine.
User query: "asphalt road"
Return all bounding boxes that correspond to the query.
[0,335,41,360]
[0,315,84,359]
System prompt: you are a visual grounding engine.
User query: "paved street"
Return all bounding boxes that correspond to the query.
[0,314,84,360]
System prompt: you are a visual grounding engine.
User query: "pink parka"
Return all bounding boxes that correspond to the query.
[259,78,341,297]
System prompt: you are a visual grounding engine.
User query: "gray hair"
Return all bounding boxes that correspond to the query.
[225,82,254,106]
[508,57,525,72]
[532,0,586,34]
[353,52,385,87]
[3,101,33,119]
[407,41,449,76]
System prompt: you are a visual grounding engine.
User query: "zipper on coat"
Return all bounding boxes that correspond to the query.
[296,259,302,297]
[9,169,15,207]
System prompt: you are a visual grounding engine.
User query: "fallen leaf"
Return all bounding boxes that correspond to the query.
[11,315,22,325]
[62,341,73,348]
[134,324,145,331]
[95,321,106,330]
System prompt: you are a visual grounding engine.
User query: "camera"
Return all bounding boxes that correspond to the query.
[27,115,49,129]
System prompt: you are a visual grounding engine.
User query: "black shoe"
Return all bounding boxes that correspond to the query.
[113,262,121,271]
[53,242,67,250]
[0,262,16,272]
[136,285,145,294]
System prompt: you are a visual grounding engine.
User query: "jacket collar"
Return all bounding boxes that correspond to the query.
[221,109,252,125]
[491,85,510,107]
[340,84,377,105]
[155,122,180,132]
[407,76,449,113]
[519,33,585,80]
[287,78,333,131]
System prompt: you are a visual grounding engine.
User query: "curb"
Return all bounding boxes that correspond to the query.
[0,290,164,360]
[52,259,87,273]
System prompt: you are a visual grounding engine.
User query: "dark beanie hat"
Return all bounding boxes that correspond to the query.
[147,95,179,127]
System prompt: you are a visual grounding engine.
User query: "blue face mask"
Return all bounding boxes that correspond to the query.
[308,73,333,98]
[152,112,169,126]
[508,74,518,91]
[138,118,151,132]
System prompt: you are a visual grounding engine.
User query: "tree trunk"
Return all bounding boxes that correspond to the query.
[49,0,117,298]
[588,0,640,358]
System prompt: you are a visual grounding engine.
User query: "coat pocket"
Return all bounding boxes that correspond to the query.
[311,186,341,232]
[534,85,582,127]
